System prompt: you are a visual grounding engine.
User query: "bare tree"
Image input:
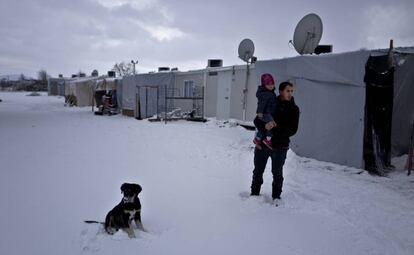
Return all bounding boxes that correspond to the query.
[113,62,133,77]
[38,69,48,83]
[19,73,26,81]
[37,69,48,91]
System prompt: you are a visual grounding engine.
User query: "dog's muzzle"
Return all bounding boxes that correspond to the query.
[123,196,134,203]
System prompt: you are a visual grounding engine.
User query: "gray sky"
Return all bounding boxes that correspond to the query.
[0,0,413,78]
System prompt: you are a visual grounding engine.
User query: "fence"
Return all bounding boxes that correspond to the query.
[135,85,205,123]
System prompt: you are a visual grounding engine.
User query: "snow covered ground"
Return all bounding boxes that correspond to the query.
[1,92,414,255]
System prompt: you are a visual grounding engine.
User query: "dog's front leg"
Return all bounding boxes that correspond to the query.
[134,212,146,232]
[135,219,146,232]
[124,226,136,238]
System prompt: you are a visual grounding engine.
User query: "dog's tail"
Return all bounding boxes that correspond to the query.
[84,220,104,224]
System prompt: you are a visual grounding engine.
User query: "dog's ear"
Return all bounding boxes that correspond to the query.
[133,184,142,194]
[120,183,128,193]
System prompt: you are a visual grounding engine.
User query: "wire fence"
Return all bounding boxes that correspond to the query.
[136,85,205,123]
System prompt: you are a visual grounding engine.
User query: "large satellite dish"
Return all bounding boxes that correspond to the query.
[238,38,255,63]
[292,13,323,55]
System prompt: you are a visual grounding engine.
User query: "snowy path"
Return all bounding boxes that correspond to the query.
[1,92,414,255]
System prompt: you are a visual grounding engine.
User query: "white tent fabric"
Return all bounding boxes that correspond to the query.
[255,51,371,168]
[121,76,136,111]
[255,49,414,168]
[392,53,414,156]
[95,78,118,91]
[65,78,98,107]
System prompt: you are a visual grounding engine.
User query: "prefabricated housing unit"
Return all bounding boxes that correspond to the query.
[204,64,258,122]
[121,72,175,118]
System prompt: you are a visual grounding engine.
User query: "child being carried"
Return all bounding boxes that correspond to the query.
[253,73,277,150]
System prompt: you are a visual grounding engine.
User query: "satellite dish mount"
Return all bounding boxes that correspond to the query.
[237,38,256,121]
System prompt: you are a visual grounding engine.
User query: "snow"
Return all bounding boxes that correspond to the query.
[1,91,414,255]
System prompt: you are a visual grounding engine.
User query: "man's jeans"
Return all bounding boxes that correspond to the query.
[251,146,287,199]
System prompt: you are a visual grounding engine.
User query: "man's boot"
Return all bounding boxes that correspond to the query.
[250,186,261,196]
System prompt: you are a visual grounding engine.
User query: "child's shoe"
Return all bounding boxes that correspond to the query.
[262,137,273,150]
[253,137,262,150]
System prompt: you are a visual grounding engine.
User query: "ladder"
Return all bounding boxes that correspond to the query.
[406,121,414,176]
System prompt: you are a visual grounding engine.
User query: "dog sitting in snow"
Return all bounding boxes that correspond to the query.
[85,183,145,238]
[105,183,145,237]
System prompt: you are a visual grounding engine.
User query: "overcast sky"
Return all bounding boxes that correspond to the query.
[0,0,413,78]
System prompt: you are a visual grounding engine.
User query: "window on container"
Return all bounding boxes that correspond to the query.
[184,80,194,97]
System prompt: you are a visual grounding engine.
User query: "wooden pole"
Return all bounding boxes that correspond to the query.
[406,121,414,175]
[388,39,394,68]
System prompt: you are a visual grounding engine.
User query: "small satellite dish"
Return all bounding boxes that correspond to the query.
[292,13,323,55]
[238,38,255,63]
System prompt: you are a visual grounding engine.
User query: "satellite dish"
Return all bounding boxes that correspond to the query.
[238,38,255,63]
[292,13,323,55]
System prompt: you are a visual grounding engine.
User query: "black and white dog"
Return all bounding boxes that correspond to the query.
[85,183,145,238]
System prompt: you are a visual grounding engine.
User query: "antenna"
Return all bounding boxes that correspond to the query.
[238,38,255,63]
[291,13,323,55]
[131,60,138,75]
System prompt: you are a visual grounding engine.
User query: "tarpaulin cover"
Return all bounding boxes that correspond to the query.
[255,51,371,168]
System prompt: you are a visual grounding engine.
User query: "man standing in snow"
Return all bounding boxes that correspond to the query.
[250,81,300,200]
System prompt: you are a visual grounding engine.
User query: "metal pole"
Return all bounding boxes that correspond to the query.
[136,84,142,119]
[165,85,167,124]
[157,86,159,119]
[202,86,205,120]
[407,120,414,176]
[243,63,250,121]
[145,87,148,118]
[192,85,196,116]
[91,86,94,113]
[131,60,138,75]
[202,69,207,119]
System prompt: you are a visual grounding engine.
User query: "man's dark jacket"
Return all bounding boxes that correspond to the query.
[254,96,300,149]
